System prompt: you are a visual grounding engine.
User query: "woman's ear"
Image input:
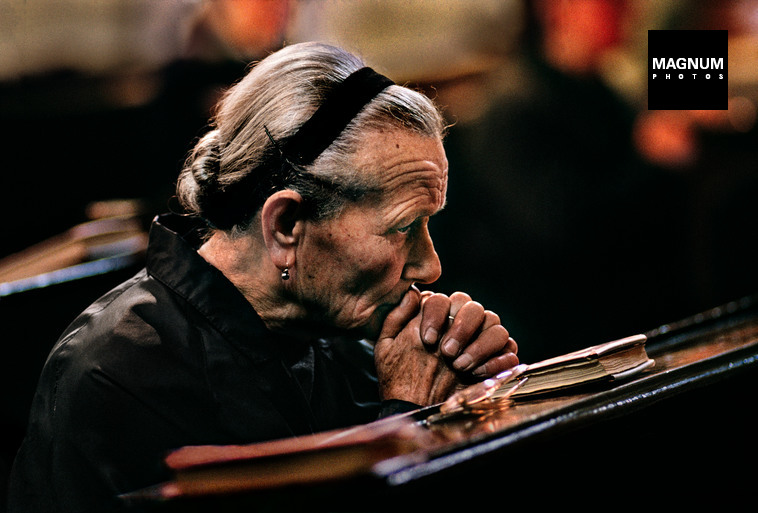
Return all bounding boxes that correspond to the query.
[260,190,305,269]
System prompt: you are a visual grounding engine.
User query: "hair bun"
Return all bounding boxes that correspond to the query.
[192,131,222,188]
[174,130,228,226]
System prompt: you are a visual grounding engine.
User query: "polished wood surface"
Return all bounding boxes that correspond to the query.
[149,295,758,511]
[375,296,757,508]
[398,299,758,478]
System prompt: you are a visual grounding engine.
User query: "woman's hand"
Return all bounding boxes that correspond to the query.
[374,287,518,406]
[420,290,519,377]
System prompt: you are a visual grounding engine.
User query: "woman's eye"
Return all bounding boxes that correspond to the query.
[393,217,427,236]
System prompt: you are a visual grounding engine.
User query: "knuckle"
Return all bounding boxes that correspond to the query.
[456,301,485,321]
[506,336,518,354]
[502,351,520,367]
[423,292,449,310]
[450,291,472,303]
[484,309,501,325]
[486,323,510,342]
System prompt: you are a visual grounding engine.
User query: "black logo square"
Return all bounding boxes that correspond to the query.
[648,30,728,110]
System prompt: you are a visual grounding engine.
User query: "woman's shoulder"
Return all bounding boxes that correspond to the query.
[48,269,202,377]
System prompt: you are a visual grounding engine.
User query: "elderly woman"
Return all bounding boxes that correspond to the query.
[8,42,518,512]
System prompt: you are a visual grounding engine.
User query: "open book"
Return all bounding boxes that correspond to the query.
[492,333,654,399]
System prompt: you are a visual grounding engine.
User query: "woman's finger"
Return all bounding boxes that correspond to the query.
[377,288,421,343]
[470,350,520,378]
[440,300,486,358]
[450,323,511,372]
[418,292,451,346]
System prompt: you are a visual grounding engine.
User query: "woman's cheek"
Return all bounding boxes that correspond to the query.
[349,253,404,298]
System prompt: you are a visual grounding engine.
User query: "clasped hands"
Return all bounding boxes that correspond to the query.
[374,286,519,407]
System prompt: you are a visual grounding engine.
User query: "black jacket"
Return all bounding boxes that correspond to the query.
[8,214,398,512]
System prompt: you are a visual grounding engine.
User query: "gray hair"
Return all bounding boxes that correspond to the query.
[176,41,445,233]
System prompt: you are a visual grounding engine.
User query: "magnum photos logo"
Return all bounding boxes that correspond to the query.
[648,30,728,110]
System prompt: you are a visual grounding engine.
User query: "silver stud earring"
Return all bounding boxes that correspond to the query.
[281,267,290,280]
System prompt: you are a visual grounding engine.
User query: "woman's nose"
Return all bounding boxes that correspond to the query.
[403,225,442,285]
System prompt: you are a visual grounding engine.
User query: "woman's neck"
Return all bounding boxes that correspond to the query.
[197,231,309,335]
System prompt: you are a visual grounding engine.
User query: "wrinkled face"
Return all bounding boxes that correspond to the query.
[295,128,448,338]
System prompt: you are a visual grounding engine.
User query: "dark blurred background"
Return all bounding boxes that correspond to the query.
[2,0,758,504]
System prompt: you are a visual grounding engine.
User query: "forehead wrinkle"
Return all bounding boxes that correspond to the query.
[379,173,448,228]
[383,165,446,194]
[351,128,448,216]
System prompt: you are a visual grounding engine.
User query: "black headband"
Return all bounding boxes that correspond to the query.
[281,67,395,165]
[200,66,394,229]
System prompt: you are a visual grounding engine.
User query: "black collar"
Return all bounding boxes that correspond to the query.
[145,214,275,363]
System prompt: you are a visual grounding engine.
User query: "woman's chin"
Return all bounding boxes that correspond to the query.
[330,302,398,341]
[358,305,395,340]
